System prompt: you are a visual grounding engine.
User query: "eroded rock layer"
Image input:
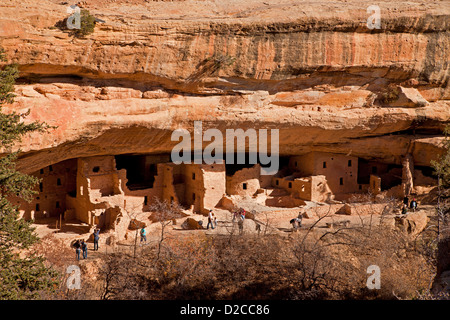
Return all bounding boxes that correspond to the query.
[0,0,448,172]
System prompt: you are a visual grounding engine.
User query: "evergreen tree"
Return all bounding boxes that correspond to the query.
[0,47,58,299]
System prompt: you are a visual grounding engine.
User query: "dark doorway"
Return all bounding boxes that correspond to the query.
[115,154,168,190]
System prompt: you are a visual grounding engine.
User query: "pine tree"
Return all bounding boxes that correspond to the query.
[0,47,58,299]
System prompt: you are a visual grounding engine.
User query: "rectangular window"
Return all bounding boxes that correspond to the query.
[57,178,61,186]
[323,162,327,169]
[144,196,148,206]
[276,180,279,186]
[348,160,352,167]
[243,183,247,190]
[40,169,44,174]
[39,182,43,192]
[192,173,195,180]
[49,165,53,172]
[35,204,40,212]
[288,182,292,188]
[340,177,344,185]
[56,201,60,208]
[192,193,196,201]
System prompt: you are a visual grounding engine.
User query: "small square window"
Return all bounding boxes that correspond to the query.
[93,166,100,173]
[288,182,292,188]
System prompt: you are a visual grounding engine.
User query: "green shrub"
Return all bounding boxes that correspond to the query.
[55,8,96,37]
[75,9,96,37]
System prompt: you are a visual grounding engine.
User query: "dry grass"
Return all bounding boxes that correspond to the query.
[42,220,437,300]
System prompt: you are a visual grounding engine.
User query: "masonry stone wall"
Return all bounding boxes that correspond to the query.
[14,158,77,220]
[291,152,359,196]
[226,164,261,197]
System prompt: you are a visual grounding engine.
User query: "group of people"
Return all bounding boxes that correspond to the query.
[402,196,418,214]
[232,208,247,234]
[73,239,88,260]
[73,227,100,261]
[232,208,246,222]
[290,213,303,231]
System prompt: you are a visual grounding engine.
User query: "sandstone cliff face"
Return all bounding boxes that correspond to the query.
[0,0,449,172]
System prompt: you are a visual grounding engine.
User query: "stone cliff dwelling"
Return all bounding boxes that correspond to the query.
[12,150,437,240]
[1,0,447,246]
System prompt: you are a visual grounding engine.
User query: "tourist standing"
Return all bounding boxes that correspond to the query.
[140,227,147,243]
[240,209,246,221]
[238,216,244,235]
[93,228,100,251]
[290,218,297,231]
[207,210,215,229]
[81,240,88,259]
[410,198,418,212]
[296,213,303,228]
[401,204,408,215]
[233,210,239,222]
[74,240,81,261]
[403,196,409,206]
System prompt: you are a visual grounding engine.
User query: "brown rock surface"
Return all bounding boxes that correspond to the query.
[394,211,429,236]
[181,217,204,230]
[128,218,146,230]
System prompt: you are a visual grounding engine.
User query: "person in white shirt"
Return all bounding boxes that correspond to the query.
[207,210,215,229]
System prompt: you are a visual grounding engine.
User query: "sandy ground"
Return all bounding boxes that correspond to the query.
[31,201,433,262]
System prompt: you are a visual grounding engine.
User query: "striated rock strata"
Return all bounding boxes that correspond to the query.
[0,0,448,174]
